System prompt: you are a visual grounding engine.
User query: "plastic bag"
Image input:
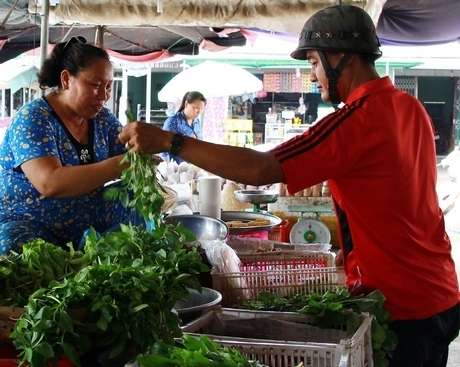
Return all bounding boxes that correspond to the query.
[199,239,252,301]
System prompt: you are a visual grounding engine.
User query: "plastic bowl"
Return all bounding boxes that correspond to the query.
[174,287,222,324]
[163,214,229,241]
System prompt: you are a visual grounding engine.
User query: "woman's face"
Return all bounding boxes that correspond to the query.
[184,99,205,120]
[65,58,113,119]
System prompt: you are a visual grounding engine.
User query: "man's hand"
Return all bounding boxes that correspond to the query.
[119,121,172,154]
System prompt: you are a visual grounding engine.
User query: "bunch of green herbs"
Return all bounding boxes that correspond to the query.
[137,334,267,367]
[0,239,91,307]
[236,288,398,367]
[104,151,167,229]
[7,151,208,367]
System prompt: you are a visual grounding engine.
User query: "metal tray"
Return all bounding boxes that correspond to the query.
[234,190,279,205]
[221,211,282,234]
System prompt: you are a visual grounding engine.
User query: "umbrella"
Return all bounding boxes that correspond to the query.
[157,60,263,102]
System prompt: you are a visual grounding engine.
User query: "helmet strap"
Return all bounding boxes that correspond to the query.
[318,51,352,104]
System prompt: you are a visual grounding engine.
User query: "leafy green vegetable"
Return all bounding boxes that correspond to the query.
[0,239,91,307]
[236,288,398,367]
[137,334,267,367]
[7,151,209,367]
[104,151,166,229]
[9,224,208,367]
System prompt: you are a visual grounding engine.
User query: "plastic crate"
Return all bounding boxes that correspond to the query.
[211,248,344,306]
[181,307,373,367]
[232,230,269,240]
[268,219,290,242]
[237,251,335,272]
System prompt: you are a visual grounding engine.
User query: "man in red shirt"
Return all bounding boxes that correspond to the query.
[120,5,460,366]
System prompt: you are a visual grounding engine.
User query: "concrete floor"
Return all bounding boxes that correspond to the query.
[437,160,460,367]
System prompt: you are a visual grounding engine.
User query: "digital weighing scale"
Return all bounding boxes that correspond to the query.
[288,205,333,244]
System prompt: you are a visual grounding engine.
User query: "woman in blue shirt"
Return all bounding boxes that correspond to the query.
[162,91,206,163]
[0,36,131,254]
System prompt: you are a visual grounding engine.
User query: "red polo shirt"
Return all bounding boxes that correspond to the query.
[271,76,459,320]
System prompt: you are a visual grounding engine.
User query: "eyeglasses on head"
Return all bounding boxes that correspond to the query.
[63,36,87,50]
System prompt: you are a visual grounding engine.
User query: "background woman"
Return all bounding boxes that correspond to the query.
[162,91,206,163]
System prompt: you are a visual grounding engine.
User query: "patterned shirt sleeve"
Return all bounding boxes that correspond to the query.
[7,100,60,169]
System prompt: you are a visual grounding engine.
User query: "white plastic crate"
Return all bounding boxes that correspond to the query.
[181,307,373,367]
[211,258,345,306]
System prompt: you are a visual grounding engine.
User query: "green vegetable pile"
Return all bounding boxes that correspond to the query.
[0,240,91,307]
[0,151,208,367]
[137,334,267,367]
[234,288,398,367]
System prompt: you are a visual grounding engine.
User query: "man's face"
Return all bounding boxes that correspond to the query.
[306,50,331,102]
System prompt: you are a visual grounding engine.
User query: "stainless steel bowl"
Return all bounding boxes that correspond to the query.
[174,287,222,324]
[163,214,229,241]
[234,189,279,205]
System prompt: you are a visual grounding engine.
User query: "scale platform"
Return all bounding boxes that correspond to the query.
[288,204,333,244]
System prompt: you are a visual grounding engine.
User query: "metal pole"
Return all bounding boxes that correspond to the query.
[1,89,5,119]
[146,67,152,123]
[39,0,50,97]
[119,69,128,125]
[95,25,104,48]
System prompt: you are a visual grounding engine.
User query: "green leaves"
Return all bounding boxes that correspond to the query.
[137,335,264,367]
[103,151,166,227]
[9,227,206,367]
[237,288,398,367]
[3,150,210,367]
[0,240,91,307]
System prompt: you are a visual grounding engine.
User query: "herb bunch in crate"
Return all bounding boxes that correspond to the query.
[235,288,398,367]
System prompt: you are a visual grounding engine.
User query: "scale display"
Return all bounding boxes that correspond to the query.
[288,204,333,245]
[289,218,331,244]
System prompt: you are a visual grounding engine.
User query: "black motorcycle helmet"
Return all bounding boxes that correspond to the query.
[291,5,382,103]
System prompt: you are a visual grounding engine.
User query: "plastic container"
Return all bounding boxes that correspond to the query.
[213,266,345,306]
[232,230,269,240]
[267,219,290,242]
[181,307,373,367]
[212,240,340,306]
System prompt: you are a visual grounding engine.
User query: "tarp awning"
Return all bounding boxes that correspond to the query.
[0,0,459,65]
[0,59,38,93]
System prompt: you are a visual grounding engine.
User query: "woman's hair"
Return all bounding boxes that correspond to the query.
[37,36,111,90]
[177,91,207,112]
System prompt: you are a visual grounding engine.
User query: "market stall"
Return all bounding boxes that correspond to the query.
[0,152,395,367]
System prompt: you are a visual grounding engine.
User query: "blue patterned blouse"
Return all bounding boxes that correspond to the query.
[0,97,129,253]
[162,110,202,163]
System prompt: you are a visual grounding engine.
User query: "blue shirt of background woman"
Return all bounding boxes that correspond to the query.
[162,91,206,163]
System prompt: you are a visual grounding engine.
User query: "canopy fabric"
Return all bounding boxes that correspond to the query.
[53,0,346,34]
[0,57,38,93]
[377,0,460,46]
[0,0,459,65]
[50,0,460,46]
